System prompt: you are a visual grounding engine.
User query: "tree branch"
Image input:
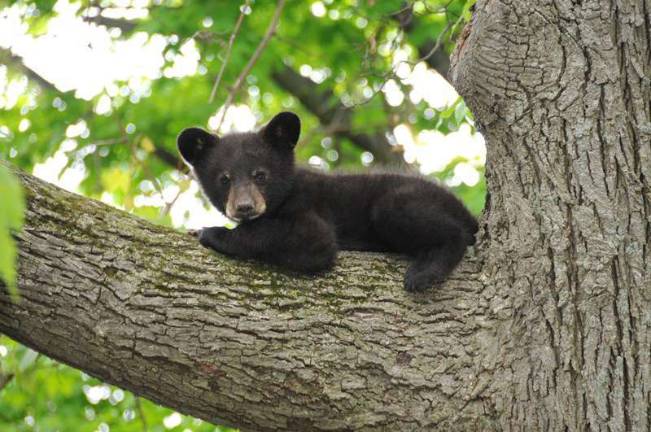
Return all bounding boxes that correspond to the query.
[153,145,184,170]
[0,161,493,431]
[0,372,14,392]
[214,0,286,132]
[208,0,251,104]
[392,4,451,78]
[0,48,185,172]
[271,66,405,166]
[82,15,138,33]
[0,47,61,93]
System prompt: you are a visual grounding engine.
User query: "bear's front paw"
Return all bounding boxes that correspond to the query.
[198,229,212,248]
[195,226,229,250]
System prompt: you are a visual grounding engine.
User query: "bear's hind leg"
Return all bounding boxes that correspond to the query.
[370,188,470,291]
[403,237,466,292]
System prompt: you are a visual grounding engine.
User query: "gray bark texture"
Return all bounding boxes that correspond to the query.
[0,165,489,431]
[450,0,651,430]
[0,0,649,431]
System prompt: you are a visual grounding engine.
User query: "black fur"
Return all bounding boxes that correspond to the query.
[178,112,478,292]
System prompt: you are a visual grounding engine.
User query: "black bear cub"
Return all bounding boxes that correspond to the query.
[178,112,478,292]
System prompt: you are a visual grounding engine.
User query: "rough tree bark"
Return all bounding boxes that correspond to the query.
[1,164,490,431]
[0,1,649,432]
[450,0,650,430]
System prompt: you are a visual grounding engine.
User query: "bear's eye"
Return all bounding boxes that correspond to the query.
[253,170,267,184]
[219,173,231,186]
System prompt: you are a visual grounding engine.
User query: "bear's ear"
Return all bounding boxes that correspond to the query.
[262,112,300,150]
[177,127,217,166]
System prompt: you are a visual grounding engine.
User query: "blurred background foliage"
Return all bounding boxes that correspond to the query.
[0,0,483,430]
[0,336,232,431]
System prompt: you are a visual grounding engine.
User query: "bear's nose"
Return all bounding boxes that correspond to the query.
[236,203,254,215]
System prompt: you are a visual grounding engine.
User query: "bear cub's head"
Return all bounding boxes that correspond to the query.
[177,112,300,223]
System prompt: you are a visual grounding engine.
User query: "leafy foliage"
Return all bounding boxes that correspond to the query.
[0,336,234,432]
[0,0,484,430]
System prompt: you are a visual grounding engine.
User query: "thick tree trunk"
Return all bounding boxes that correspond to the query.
[1,0,649,431]
[450,0,650,430]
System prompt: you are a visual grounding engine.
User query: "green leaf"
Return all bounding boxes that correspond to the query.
[0,166,24,230]
[18,348,38,372]
[0,229,18,299]
[454,100,467,124]
[439,104,456,119]
[0,165,25,299]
